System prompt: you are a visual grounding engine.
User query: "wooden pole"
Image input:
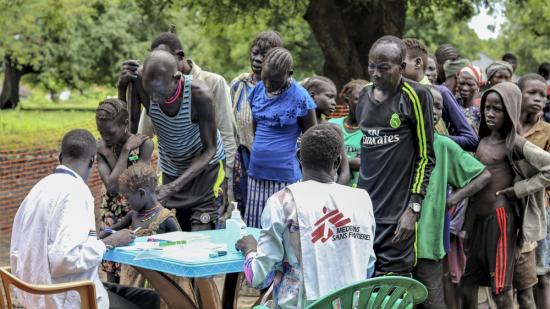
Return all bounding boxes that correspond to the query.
[127,82,134,133]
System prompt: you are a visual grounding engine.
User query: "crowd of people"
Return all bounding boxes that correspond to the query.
[8,27,550,309]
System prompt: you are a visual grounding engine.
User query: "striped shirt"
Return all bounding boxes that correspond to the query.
[149,75,225,177]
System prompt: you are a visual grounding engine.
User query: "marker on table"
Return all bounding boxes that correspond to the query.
[209,250,228,258]
[159,240,186,247]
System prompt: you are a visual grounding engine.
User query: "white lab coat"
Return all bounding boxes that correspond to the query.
[10,165,109,309]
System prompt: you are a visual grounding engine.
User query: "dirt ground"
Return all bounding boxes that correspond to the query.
[0,244,502,309]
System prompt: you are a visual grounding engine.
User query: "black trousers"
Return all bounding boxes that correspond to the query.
[374,223,416,275]
[103,282,160,309]
[413,258,446,309]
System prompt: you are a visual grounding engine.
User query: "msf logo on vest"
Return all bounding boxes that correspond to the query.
[311,207,372,244]
[311,207,351,244]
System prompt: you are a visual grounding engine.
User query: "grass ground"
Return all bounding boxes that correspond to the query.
[0,110,97,148]
[18,84,114,110]
[0,84,112,148]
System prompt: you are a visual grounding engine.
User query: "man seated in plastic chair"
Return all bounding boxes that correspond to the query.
[9,129,160,309]
[236,124,376,308]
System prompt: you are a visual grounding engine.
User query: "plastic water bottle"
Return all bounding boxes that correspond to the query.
[226,202,247,245]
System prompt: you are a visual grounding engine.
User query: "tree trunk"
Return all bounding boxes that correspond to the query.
[0,56,35,109]
[304,0,406,90]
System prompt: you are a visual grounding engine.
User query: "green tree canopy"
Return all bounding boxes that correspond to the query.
[2,0,548,108]
[494,0,550,74]
[0,0,167,107]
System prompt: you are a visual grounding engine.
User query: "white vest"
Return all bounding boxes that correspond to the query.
[288,180,375,301]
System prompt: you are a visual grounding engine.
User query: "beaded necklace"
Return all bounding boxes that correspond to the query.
[266,78,292,97]
[137,204,163,223]
[164,78,183,105]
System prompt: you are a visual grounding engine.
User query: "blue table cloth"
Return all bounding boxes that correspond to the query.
[103,228,260,278]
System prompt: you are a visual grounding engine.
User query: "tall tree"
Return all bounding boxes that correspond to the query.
[186,0,405,89]
[0,0,495,109]
[170,7,323,82]
[185,0,485,89]
[303,1,406,89]
[0,0,169,109]
[0,57,37,109]
[0,0,87,108]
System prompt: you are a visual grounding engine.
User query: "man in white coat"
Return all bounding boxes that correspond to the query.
[10,129,160,309]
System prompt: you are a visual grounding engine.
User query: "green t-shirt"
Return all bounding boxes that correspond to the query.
[328,117,363,186]
[417,133,485,260]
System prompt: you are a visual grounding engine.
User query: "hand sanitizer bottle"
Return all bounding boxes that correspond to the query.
[226,202,247,245]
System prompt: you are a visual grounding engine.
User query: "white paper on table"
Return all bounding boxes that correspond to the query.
[116,242,162,251]
[159,242,227,264]
[148,231,210,242]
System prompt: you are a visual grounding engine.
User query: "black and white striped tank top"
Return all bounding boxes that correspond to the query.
[149,75,225,177]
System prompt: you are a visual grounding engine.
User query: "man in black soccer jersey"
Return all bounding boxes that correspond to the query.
[357,36,436,276]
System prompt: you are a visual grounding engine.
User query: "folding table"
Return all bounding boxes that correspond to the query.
[103,228,261,309]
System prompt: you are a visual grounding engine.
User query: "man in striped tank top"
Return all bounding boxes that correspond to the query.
[117,31,237,214]
[140,49,226,231]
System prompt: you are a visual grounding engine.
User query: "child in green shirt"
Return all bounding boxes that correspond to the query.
[302,75,351,185]
[328,79,368,186]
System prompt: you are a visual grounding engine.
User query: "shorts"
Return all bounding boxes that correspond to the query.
[374,222,416,275]
[163,161,225,231]
[513,249,538,290]
[461,207,517,295]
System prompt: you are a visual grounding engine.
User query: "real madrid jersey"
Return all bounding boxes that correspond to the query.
[356,78,436,224]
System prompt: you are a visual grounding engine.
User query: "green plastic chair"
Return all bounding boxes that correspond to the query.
[304,276,428,309]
